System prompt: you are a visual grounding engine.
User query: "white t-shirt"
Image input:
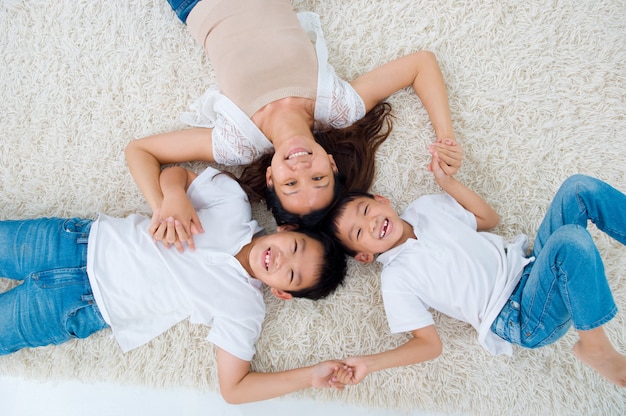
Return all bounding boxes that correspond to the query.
[179,12,366,166]
[86,167,265,361]
[377,194,532,356]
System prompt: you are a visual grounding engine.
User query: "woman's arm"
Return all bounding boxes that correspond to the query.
[125,128,214,213]
[215,348,344,404]
[351,51,460,174]
[350,51,454,142]
[333,325,442,386]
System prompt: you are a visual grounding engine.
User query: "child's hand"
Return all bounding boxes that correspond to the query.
[428,139,462,176]
[149,193,203,252]
[428,146,455,188]
[311,361,348,390]
[331,357,371,386]
[331,365,355,385]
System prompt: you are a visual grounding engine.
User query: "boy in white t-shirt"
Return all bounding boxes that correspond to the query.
[322,151,626,388]
[0,165,348,404]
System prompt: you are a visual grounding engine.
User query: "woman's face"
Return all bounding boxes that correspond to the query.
[266,136,338,215]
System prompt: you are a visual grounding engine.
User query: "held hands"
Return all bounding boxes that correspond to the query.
[428,138,460,186]
[148,193,204,252]
[428,138,462,176]
[330,356,370,387]
[311,357,370,390]
[311,361,349,391]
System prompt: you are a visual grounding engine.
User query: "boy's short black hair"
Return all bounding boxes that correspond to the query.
[319,190,376,258]
[285,228,347,300]
[265,173,346,229]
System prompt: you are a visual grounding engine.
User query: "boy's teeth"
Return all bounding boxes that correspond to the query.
[265,249,270,270]
[380,219,389,238]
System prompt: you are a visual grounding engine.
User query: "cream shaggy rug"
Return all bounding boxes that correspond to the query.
[1,0,625,414]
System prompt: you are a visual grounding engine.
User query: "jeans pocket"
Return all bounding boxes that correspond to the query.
[61,218,92,244]
[491,300,522,346]
[65,300,108,339]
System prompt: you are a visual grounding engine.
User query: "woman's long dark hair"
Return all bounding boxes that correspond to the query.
[238,102,394,225]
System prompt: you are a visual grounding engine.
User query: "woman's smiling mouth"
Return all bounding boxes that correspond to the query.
[286,148,311,160]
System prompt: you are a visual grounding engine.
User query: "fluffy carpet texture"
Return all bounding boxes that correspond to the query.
[1,0,625,414]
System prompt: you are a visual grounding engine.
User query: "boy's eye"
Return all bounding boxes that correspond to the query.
[293,240,298,254]
[286,181,296,186]
[290,270,294,283]
[356,228,361,240]
[312,176,323,181]
[364,205,369,215]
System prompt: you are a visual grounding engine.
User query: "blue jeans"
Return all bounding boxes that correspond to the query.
[491,175,625,348]
[0,218,108,355]
[167,0,201,24]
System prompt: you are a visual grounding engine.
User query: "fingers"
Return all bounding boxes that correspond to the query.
[176,219,196,251]
[330,365,355,387]
[150,217,196,252]
[190,212,204,234]
[428,141,462,176]
[430,140,462,164]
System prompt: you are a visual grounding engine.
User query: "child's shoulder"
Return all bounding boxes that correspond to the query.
[405,193,455,214]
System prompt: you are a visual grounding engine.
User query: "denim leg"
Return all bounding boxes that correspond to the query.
[0,218,92,280]
[0,268,108,354]
[492,175,624,348]
[0,218,108,354]
[496,225,617,349]
[166,0,201,24]
[533,174,626,255]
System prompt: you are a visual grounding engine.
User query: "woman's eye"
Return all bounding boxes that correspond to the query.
[290,270,294,283]
[286,181,296,186]
[312,176,323,181]
[293,240,298,254]
[357,229,361,240]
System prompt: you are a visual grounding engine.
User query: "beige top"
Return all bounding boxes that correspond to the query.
[187,0,318,118]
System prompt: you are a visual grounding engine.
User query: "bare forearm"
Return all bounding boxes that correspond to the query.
[159,166,192,197]
[411,51,454,141]
[125,129,214,212]
[362,335,441,374]
[222,366,317,404]
[437,176,499,230]
[125,142,165,212]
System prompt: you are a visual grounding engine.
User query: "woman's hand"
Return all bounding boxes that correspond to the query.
[428,138,462,176]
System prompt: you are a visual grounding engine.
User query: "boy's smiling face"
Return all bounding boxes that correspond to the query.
[335,195,405,261]
[248,231,323,298]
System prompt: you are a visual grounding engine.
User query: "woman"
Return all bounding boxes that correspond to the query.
[125,0,461,242]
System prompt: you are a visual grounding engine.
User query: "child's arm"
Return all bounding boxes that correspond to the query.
[429,151,500,231]
[154,166,202,252]
[350,51,461,174]
[333,325,442,386]
[215,348,345,404]
[125,128,214,218]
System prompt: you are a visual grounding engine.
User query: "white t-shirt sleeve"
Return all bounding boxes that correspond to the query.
[207,315,262,362]
[414,193,477,230]
[381,266,435,334]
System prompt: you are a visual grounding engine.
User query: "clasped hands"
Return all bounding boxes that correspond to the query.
[313,358,369,391]
[148,190,204,253]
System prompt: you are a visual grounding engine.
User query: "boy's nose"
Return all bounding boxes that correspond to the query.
[369,216,378,234]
